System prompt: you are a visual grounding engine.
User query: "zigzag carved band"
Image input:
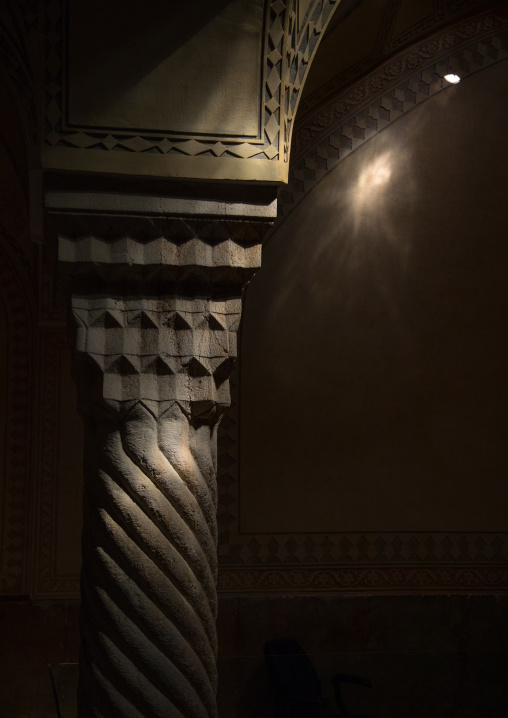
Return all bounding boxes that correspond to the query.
[218,566,508,594]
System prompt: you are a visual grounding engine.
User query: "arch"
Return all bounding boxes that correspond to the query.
[217,7,508,594]
[277,0,343,163]
[283,4,508,215]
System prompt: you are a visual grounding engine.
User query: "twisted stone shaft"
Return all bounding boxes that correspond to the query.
[56,207,267,718]
[78,400,220,718]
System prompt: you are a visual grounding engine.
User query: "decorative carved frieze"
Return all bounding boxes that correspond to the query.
[0,239,34,596]
[71,295,241,412]
[218,565,508,593]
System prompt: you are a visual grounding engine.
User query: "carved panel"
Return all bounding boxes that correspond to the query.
[0,238,34,596]
[32,328,82,598]
[44,0,279,161]
[41,0,341,180]
[67,0,264,138]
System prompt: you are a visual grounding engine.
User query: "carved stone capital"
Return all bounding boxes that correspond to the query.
[71,295,241,417]
[51,194,269,412]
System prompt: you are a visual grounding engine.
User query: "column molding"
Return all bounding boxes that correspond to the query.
[50,189,273,718]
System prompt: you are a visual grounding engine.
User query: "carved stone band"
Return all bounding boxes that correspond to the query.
[72,296,241,412]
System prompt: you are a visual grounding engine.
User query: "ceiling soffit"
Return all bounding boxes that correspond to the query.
[0,1,503,187]
[0,0,346,185]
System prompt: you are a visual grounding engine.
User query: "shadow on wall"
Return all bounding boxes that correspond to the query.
[217,595,508,718]
[68,0,263,136]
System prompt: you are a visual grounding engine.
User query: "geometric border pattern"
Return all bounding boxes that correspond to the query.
[31,328,81,598]
[287,4,508,190]
[217,13,508,594]
[218,565,508,594]
[0,234,34,596]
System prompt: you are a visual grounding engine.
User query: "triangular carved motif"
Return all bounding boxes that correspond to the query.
[207,314,226,331]
[129,311,158,329]
[269,16,284,47]
[145,356,174,376]
[186,357,210,377]
[164,312,192,331]
[265,113,279,144]
[106,355,138,375]
[266,66,280,98]
[213,357,234,386]
[91,310,123,328]
[72,309,87,328]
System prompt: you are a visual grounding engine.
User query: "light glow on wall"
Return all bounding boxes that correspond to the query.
[356,154,392,191]
[350,151,393,230]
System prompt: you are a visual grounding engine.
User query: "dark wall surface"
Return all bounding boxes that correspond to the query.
[217,594,508,718]
[241,60,508,537]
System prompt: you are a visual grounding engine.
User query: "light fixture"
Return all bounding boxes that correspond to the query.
[444,73,461,84]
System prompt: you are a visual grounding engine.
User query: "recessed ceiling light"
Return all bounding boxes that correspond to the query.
[444,74,461,84]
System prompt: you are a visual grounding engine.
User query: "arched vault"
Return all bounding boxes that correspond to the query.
[1,0,342,185]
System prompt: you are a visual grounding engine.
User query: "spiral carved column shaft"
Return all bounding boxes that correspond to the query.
[73,297,241,718]
[80,403,220,717]
[53,205,269,718]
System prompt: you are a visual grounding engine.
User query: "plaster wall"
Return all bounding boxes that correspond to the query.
[240,59,508,537]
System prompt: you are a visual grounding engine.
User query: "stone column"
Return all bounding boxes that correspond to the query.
[50,192,273,718]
